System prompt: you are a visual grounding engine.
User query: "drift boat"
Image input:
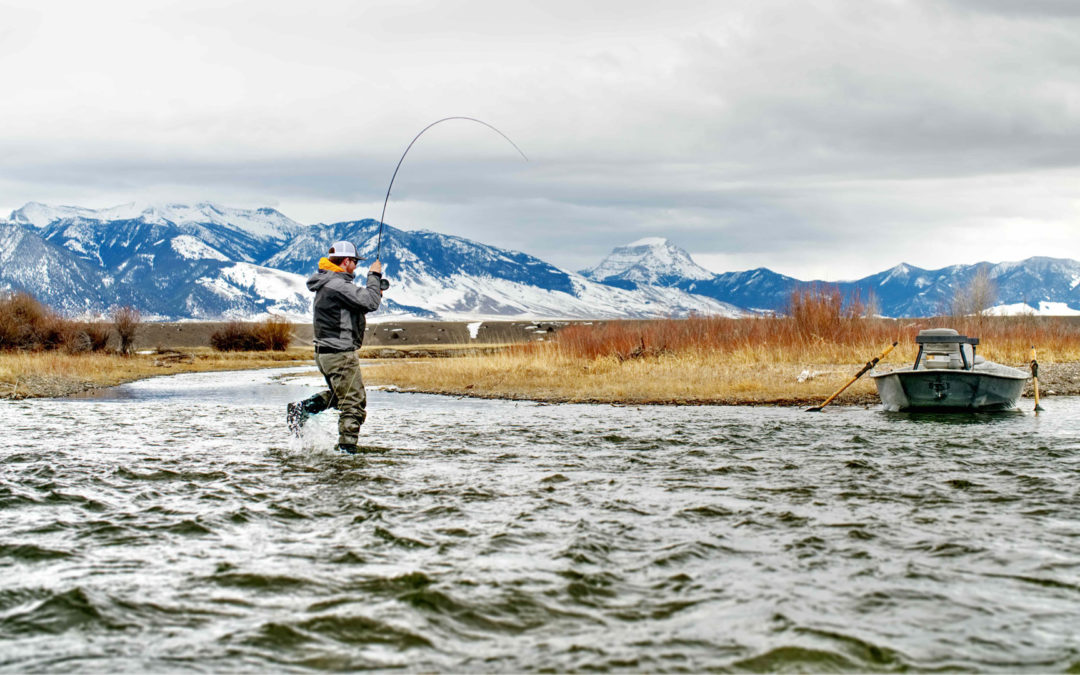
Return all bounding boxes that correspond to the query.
[870,328,1029,412]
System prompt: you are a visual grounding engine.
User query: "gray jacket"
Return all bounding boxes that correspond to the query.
[307,266,383,351]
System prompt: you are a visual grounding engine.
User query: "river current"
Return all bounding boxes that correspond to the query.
[1,366,1077,672]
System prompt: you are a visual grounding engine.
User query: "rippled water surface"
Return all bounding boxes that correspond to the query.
[2,367,1079,672]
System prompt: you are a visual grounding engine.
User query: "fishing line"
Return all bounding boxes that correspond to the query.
[375,116,529,260]
[331,117,528,451]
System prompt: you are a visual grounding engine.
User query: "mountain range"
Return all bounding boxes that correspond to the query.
[2,202,1078,321]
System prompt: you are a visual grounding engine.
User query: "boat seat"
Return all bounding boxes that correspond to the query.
[914,328,980,370]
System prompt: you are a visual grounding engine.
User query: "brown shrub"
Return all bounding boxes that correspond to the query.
[68,323,112,353]
[210,317,292,351]
[0,292,48,350]
[0,291,87,352]
[256,315,293,351]
[210,322,265,352]
[111,306,141,356]
[543,310,1080,368]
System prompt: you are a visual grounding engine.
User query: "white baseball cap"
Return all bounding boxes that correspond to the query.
[328,241,364,260]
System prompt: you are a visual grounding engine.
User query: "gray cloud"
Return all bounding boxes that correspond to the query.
[2,0,1078,279]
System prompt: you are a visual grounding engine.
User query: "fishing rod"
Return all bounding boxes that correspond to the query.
[329,117,528,424]
[375,116,529,263]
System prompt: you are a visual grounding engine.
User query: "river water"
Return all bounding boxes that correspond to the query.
[1,367,1078,672]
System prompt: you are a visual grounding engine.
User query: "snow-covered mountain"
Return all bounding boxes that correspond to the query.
[664,255,1080,317]
[270,220,744,320]
[0,203,744,321]
[13,202,303,264]
[2,203,310,319]
[0,221,109,314]
[581,237,715,289]
[3,201,1079,320]
[12,202,303,241]
[842,258,1080,317]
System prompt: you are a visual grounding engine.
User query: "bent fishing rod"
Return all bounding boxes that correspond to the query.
[375,116,529,264]
[332,117,527,402]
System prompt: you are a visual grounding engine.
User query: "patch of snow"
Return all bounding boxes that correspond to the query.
[219,263,309,302]
[986,302,1080,316]
[171,235,228,261]
[880,264,910,285]
[467,321,483,339]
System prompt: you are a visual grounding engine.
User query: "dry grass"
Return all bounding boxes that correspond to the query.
[365,349,866,405]
[364,311,1080,406]
[0,347,312,399]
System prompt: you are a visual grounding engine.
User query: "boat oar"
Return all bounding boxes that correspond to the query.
[1030,345,1045,412]
[806,341,898,412]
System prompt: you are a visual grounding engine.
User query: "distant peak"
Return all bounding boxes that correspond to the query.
[582,237,714,284]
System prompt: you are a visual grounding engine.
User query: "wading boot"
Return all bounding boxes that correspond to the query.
[287,395,328,436]
[336,443,360,455]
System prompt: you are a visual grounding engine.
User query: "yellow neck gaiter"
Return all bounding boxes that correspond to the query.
[318,257,345,273]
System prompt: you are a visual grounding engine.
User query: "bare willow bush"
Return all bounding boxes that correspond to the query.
[210,316,293,352]
[0,292,115,353]
[69,323,112,353]
[545,286,889,362]
[210,322,264,352]
[951,266,998,321]
[0,292,49,350]
[111,306,141,355]
[0,291,80,351]
[256,315,293,351]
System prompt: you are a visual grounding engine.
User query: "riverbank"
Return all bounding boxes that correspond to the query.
[0,344,512,400]
[0,349,312,399]
[7,315,1080,405]
[129,320,567,350]
[363,343,1079,407]
[5,346,1075,406]
[360,315,1080,407]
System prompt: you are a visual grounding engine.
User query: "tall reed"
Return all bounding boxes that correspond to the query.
[539,294,1080,366]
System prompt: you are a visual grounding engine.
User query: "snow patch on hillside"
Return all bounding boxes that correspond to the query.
[219,263,310,303]
[986,302,1080,316]
[171,235,228,261]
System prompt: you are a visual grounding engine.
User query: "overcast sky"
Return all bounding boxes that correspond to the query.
[1,0,1078,280]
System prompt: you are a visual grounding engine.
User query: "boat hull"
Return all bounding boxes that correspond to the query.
[872,370,1027,412]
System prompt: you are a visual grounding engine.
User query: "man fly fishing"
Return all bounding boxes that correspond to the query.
[284,116,521,452]
[287,241,384,454]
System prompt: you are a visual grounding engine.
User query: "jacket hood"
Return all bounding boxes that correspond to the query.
[306,258,353,291]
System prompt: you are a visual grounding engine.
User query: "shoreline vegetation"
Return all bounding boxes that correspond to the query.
[5,315,1077,406]
[3,288,1080,405]
[364,315,1080,407]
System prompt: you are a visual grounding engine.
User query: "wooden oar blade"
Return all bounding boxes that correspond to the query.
[803,340,898,412]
